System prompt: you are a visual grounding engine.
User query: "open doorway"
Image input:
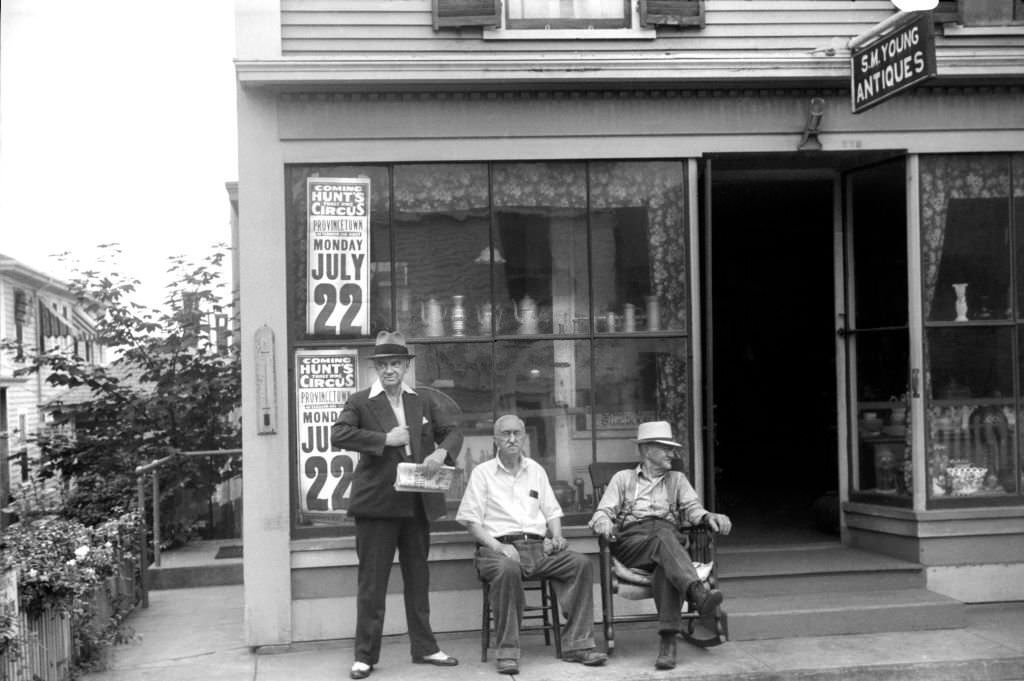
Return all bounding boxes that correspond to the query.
[709,175,839,544]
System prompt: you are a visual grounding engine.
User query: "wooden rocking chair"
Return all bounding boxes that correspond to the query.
[589,462,729,655]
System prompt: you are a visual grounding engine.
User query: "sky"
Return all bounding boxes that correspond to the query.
[0,0,238,311]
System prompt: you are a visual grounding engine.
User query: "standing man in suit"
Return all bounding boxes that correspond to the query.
[332,330,464,680]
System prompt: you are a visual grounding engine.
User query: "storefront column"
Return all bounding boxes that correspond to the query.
[239,86,293,647]
[687,158,705,495]
[905,154,927,512]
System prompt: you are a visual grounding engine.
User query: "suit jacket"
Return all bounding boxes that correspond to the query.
[331,386,463,520]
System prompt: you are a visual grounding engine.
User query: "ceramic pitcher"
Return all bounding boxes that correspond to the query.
[513,295,539,334]
[451,295,466,337]
[421,297,445,337]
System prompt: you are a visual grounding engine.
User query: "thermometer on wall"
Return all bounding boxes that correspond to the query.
[255,324,278,434]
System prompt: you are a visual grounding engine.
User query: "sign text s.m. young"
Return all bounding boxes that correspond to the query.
[850,12,937,114]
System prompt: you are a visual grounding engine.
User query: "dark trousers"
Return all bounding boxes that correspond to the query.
[475,540,597,660]
[353,502,439,664]
[611,517,700,634]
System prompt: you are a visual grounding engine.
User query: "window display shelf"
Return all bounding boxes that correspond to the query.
[929,397,1016,407]
[926,319,1015,327]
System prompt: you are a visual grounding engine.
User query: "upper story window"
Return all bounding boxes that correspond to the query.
[432,0,703,39]
[506,0,630,29]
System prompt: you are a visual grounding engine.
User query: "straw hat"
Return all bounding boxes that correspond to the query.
[369,330,415,359]
[635,420,682,448]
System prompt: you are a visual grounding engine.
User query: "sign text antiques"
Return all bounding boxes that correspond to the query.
[850,12,936,114]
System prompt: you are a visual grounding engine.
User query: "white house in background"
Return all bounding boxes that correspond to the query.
[0,253,107,526]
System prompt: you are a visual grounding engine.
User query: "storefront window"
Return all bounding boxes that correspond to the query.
[920,153,1024,505]
[394,164,491,337]
[285,165,392,341]
[493,162,590,335]
[854,330,911,498]
[286,160,691,532]
[848,160,911,502]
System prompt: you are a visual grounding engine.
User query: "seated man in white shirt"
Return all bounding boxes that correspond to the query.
[456,414,608,675]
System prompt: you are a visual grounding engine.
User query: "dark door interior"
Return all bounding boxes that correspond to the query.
[710,176,839,543]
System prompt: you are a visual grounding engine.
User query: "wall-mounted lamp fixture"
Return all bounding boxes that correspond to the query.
[474,246,506,264]
[798,97,826,151]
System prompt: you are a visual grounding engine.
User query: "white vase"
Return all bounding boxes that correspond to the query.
[953,283,968,322]
[451,295,466,337]
[645,295,660,331]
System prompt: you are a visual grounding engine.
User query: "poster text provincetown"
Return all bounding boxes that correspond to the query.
[295,349,359,515]
[306,178,371,336]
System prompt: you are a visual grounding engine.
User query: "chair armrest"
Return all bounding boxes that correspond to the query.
[680,524,715,564]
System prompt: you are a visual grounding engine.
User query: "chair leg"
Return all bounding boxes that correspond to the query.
[598,546,615,655]
[547,579,562,659]
[481,581,490,662]
[539,578,552,646]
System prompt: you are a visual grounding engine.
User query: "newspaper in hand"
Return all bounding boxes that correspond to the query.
[394,462,455,493]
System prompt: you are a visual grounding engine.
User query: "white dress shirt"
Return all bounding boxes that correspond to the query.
[368,378,415,459]
[456,455,562,538]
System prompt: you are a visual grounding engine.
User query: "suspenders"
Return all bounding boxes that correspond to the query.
[614,469,683,529]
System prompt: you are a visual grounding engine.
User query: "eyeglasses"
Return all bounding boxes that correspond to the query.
[498,430,525,441]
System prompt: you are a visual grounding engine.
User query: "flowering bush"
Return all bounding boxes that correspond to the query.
[1,510,141,670]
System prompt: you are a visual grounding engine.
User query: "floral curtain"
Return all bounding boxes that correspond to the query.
[920,155,1014,319]
[589,161,689,331]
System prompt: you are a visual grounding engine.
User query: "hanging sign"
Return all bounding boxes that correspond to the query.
[850,12,936,114]
[295,349,360,514]
[306,177,371,336]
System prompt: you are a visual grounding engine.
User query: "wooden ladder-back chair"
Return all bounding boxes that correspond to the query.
[480,576,562,661]
[588,461,729,654]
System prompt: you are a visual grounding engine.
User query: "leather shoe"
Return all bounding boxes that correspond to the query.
[655,633,676,670]
[349,662,373,679]
[688,582,724,618]
[496,658,519,674]
[412,651,459,666]
[562,648,608,666]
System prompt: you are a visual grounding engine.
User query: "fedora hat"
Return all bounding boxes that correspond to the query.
[369,330,415,360]
[635,420,682,449]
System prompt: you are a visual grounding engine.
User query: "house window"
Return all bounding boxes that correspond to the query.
[286,160,692,534]
[431,0,704,39]
[505,0,630,29]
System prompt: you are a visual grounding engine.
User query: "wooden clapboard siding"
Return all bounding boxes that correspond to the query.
[274,0,1018,82]
[280,0,915,54]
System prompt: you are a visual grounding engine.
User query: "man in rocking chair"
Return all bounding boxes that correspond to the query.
[588,421,732,670]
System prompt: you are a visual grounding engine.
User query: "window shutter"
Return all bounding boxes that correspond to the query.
[958,0,1016,26]
[433,0,501,30]
[640,0,705,27]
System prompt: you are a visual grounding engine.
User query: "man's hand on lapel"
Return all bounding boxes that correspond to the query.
[385,426,410,447]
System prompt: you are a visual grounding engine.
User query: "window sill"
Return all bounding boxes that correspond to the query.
[483,26,656,40]
[942,24,1024,36]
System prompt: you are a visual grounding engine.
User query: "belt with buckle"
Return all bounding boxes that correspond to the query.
[495,533,545,544]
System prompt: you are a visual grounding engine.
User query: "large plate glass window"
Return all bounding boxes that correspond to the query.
[285,161,692,533]
[920,153,1024,505]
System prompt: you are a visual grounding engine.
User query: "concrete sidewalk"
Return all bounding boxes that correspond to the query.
[82,585,1024,681]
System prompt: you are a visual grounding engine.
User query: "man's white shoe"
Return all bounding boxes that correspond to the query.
[350,661,373,679]
[412,650,459,666]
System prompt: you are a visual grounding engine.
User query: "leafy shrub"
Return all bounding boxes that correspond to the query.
[1,511,141,671]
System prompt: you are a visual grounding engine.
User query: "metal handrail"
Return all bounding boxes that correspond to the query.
[133,448,241,607]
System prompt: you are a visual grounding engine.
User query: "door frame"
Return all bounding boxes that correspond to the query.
[696,158,850,525]
[839,154,923,514]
